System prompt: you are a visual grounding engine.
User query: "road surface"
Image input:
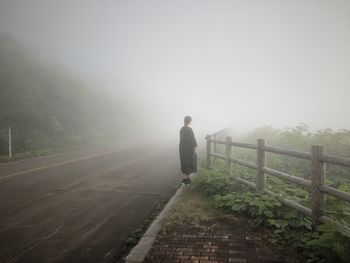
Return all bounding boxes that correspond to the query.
[0,143,181,263]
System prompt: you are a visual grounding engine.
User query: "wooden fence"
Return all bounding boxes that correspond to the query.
[206,132,350,229]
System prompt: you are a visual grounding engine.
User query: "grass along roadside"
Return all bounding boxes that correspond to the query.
[159,188,224,236]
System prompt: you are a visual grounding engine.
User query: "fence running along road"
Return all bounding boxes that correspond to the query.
[206,131,350,229]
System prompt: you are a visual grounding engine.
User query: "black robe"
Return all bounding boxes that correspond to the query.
[179,126,197,175]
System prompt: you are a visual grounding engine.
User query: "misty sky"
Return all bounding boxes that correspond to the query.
[1,0,350,137]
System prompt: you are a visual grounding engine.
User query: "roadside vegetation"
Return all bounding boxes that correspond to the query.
[0,35,134,161]
[195,125,350,262]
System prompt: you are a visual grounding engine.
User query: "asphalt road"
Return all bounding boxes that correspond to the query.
[0,143,181,263]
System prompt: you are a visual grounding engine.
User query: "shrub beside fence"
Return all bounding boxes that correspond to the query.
[206,132,350,229]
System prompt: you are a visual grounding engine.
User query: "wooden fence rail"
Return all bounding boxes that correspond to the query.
[206,132,350,229]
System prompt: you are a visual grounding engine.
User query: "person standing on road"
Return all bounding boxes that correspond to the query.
[179,116,197,185]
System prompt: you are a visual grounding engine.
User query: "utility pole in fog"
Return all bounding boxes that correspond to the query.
[9,126,12,158]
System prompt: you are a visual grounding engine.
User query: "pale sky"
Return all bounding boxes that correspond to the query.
[1,0,350,138]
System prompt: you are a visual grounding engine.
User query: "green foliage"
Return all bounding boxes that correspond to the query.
[214,191,282,225]
[192,167,350,263]
[237,124,350,186]
[307,223,350,263]
[0,35,129,156]
[192,167,231,196]
[219,125,350,225]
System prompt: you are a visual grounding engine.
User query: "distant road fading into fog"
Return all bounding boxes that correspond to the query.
[0,143,180,263]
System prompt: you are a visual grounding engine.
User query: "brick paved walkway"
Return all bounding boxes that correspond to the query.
[144,219,281,263]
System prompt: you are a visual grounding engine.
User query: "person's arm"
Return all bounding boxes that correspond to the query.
[190,128,197,148]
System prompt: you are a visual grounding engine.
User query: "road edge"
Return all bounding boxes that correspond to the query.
[125,185,185,263]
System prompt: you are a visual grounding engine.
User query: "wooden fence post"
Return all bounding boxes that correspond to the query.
[225,136,233,171]
[311,145,325,229]
[257,139,266,191]
[206,135,212,169]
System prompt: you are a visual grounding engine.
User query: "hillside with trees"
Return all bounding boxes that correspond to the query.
[0,35,128,157]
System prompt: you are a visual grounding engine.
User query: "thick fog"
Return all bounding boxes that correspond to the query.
[1,0,350,140]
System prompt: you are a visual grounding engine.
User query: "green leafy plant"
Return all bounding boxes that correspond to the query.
[192,167,231,196]
[192,166,350,262]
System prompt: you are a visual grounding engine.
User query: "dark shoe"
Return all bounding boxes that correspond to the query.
[181,178,191,186]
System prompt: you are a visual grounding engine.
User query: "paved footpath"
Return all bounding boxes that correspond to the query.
[144,222,281,263]
[143,189,283,263]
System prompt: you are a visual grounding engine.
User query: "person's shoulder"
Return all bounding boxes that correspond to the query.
[180,126,190,133]
[182,126,192,131]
